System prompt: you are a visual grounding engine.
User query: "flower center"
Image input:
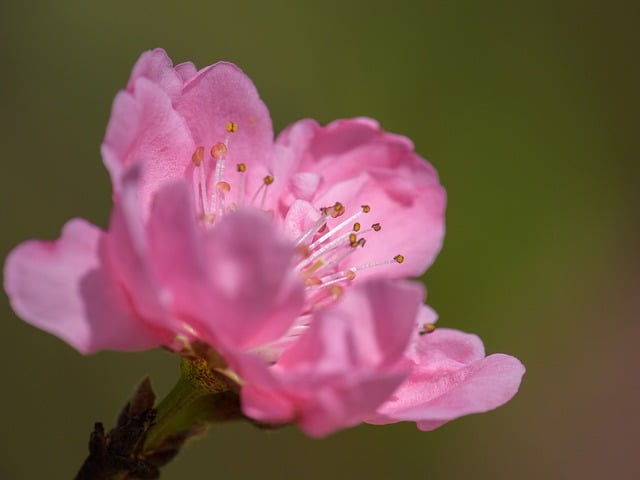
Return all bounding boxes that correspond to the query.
[191,121,275,225]
[189,122,405,354]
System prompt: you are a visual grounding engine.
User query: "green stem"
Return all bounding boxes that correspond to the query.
[75,358,243,479]
[143,357,234,451]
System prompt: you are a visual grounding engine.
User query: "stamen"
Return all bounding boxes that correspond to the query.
[295,213,330,247]
[344,254,406,275]
[211,144,228,217]
[235,163,246,207]
[419,323,436,336]
[300,259,325,278]
[353,222,361,232]
[320,202,345,219]
[329,285,344,299]
[249,174,275,208]
[308,268,356,289]
[211,142,227,159]
[305,276,323,286]
[192,146,210,218]
[371,223,381,232]
[307,204,363,251]
[261,175,274,208]
[191,146,204,166]
[226,121,238,133]
[296,228,361,271]
[311,237,365,277]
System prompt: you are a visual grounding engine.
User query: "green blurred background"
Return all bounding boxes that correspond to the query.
[1,1,638,478]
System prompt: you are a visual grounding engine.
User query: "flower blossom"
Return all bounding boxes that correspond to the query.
[4,49,524,437]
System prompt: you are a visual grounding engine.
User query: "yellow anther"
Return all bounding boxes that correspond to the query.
[302,260,325,278]
[330,285,344,299]
[345,269,356,281]
[361,204,371,213]
[236,163,246,173]
[419,323,436,336]
[323,201,345,218]
[192,146,205,166]
[226,121,238,133]
[349,233,358,247]
[394,254,405,264]
[216,181,231,193]
[263,175,274,185]
[371,223,381,232]
[357,238,366,248]
[306,276,323,286]
[211,142,227,159]
[353,222,361,232]
[333,202,345,218]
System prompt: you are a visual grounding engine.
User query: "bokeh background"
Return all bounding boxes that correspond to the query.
[1,1,638,479]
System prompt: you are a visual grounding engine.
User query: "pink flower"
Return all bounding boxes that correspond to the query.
[3,49,523,436]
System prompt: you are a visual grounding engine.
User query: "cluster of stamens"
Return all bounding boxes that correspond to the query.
[190,122,406,309]
[192,121,275,225]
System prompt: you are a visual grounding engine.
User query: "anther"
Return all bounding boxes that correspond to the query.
[192,146,205,166]
[419,323,436,336]
[371,223,381,232]
[236,163,246,172]
[394,254,405,264]
[321,202,345,219]
[216,181,231,193]
[361,204,371,213]
[193,146,209,217]
[263,175,274,185]
[353,222,361,232]
[330,285,344,299]
[226,121,238,133]
[349,233,358,247]
[301,259,324,276]
[332,202,345,218]
[305,276,322,286]
[211,142,227,159]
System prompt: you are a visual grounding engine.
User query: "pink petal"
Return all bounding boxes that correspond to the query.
[281,199,320,240]
[101,76,195,214]
[127,48,184,99]
[174,61,198,83]
[280,280,424,369]
[145,181,211,328]
[368,328,525,430]
[4,219,167,354]
[105,167,170,325]
[200,208,305,350]
[175,62,273,173]
[144,179,304,350]
[238,280,424,437]
[276,117,446,278]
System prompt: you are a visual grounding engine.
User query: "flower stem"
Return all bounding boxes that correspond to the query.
[74,358,242,479]
[143,357,234,451]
